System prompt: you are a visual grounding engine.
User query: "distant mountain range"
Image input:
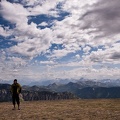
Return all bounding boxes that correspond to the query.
[43,81,120,99]
[0,79,120,102]
[29,78,120,87]
[0,84,77,102]
[0,78,120,87]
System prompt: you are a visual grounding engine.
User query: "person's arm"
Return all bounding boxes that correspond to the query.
[17,83,22,94]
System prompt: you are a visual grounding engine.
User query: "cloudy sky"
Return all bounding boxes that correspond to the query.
[0,0,120,83]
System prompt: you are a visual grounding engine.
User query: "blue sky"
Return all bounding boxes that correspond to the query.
[0,0,120,83]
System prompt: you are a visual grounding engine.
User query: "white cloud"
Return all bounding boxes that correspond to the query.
[84,43,120,64]
[40,60,55,65]
[27,0,64,16]
[38,22,48,26]
[0,26,11,37]
[50,49,71,59]
[0,1,29,25]
[83,46,91,54]
[75,54,81,60]
[0,0,120,82]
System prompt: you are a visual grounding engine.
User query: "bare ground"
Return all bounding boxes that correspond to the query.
[0,99,120,120]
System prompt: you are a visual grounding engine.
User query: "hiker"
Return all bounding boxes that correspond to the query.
[10,79,22,110]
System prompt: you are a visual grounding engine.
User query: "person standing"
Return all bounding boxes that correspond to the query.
[10,79,22,110]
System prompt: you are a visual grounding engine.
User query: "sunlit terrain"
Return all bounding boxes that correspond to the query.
[0,99,120,120]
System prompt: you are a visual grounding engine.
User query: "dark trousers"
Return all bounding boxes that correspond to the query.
[12,94,20,105]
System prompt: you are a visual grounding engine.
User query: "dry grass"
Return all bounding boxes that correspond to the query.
[0,99,120,120]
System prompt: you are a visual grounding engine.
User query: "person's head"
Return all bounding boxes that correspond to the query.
[14,79,17,84]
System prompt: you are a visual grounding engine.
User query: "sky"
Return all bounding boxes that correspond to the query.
[0,0,120,84]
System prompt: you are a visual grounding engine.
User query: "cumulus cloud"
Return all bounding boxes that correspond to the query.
[83,42,120,64]
[79,0,120,42]
[75,54,81,60]
[0,0,29,24]
[40,60,55,65]
[0,26,11,37]
[83,46,91,54]
[38,22,48,26]
[0,0,120,82]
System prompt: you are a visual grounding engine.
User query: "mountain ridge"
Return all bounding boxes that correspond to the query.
[0,83,77,102]
[0,81,120,102]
